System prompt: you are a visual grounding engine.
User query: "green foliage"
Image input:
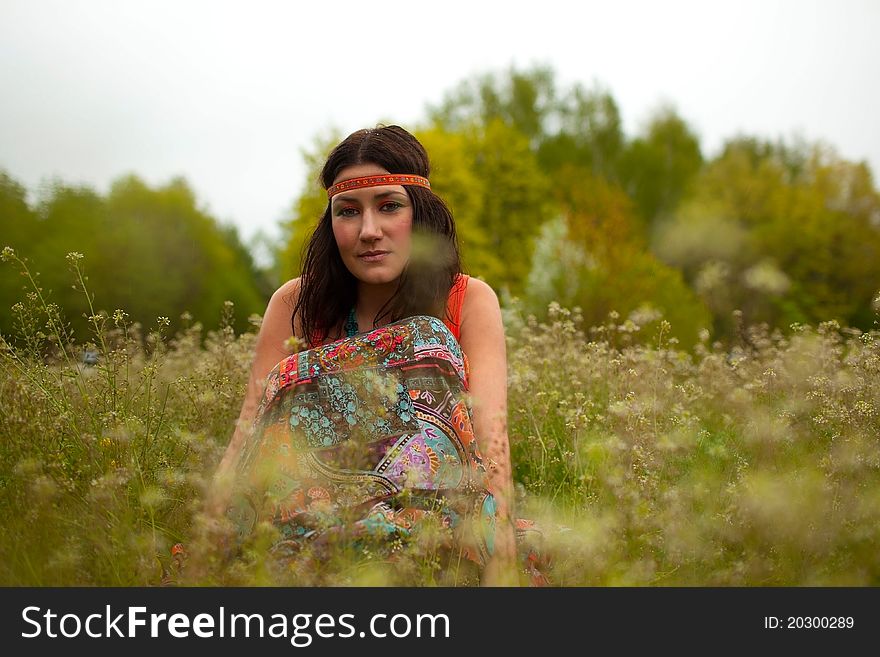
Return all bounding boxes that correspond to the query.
[429,64,626,181]
[522,216,712,350]
[654,137,880,337]
[420,117,557,294]
[413,126,502,281]
[427,64,558,146]
[619,105,704,227]
[456,118,554,294]
[0,173,41,324]
[425,66,710,327]
[0,171,267,339]
[537,82,625,181]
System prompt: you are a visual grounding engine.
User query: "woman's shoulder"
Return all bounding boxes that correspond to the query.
[457,277,504,376]
[460,276,497,304]
[274,276,301,301]
[269,276,304,339]
[459,276,501,329]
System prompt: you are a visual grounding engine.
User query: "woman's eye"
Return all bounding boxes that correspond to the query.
[381,202,403,212]
[336,207,358,217]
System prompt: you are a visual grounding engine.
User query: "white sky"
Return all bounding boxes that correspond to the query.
[2,0,878,258]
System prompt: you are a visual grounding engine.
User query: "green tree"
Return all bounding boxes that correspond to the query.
[537,82,625,181]
[654,137,880,337]
[522,165,712,347]
[429,65,626,182]
[1,172,267,339]
[460,118,554,294]
[427,64,557,147]
[619,105,703,228]
[414,126,502,282]
[0,172,43,337]
[104,175,266,335]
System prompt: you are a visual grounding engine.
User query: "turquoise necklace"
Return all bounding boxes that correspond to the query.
[344,306,359,337]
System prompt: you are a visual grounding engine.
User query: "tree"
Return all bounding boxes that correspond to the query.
[427,64,557,148]
[619,105,703,229]
[537,82,626,181]
[414,126,502,282]
[523,214,712,349]
[0,172,42,337]
[0,172,267,339]
[461,118,554,294]
[104,175,266,335]
[430,65,627,182]
[654,136,880,337]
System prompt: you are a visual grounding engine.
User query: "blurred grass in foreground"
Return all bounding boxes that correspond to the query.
[1,247,879,585]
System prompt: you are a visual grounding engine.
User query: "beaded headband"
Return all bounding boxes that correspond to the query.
[327,174,430,199]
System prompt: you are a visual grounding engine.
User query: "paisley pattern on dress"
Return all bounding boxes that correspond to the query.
[228,315,496,569]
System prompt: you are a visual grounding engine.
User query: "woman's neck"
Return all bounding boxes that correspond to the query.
[355,279,399,328]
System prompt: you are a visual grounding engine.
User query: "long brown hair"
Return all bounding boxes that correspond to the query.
[292,125,463,347]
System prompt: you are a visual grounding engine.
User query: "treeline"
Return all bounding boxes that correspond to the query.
[281,66,880,346]
[0,173,272,339]
[3,65,880,348]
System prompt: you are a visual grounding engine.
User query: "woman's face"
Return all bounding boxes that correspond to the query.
[330,163,413,286]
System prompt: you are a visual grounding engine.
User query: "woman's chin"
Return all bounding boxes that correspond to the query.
[352,266,403,285]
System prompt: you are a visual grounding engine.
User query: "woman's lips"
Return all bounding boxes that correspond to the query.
[358,252,389,262]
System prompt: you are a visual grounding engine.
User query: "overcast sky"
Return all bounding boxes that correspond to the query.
[2,0,878,256]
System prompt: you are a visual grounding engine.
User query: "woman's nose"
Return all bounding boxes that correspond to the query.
[359,208,383,240]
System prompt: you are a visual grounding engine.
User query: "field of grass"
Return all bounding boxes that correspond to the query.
[2,248,879,586]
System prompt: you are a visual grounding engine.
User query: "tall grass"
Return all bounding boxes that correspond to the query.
[2,247,879,585]
[504,302,880,585]
[0,248,247,584]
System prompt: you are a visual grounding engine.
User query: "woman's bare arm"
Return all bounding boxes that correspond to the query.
[458,277,519,586]
[210,277,301,506]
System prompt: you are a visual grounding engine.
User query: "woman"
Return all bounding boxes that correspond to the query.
[213,125,519,586]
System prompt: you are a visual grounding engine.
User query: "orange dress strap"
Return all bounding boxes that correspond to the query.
[443,273,469,341]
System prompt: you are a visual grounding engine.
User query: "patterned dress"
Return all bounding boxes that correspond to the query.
[227,275,503,580]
